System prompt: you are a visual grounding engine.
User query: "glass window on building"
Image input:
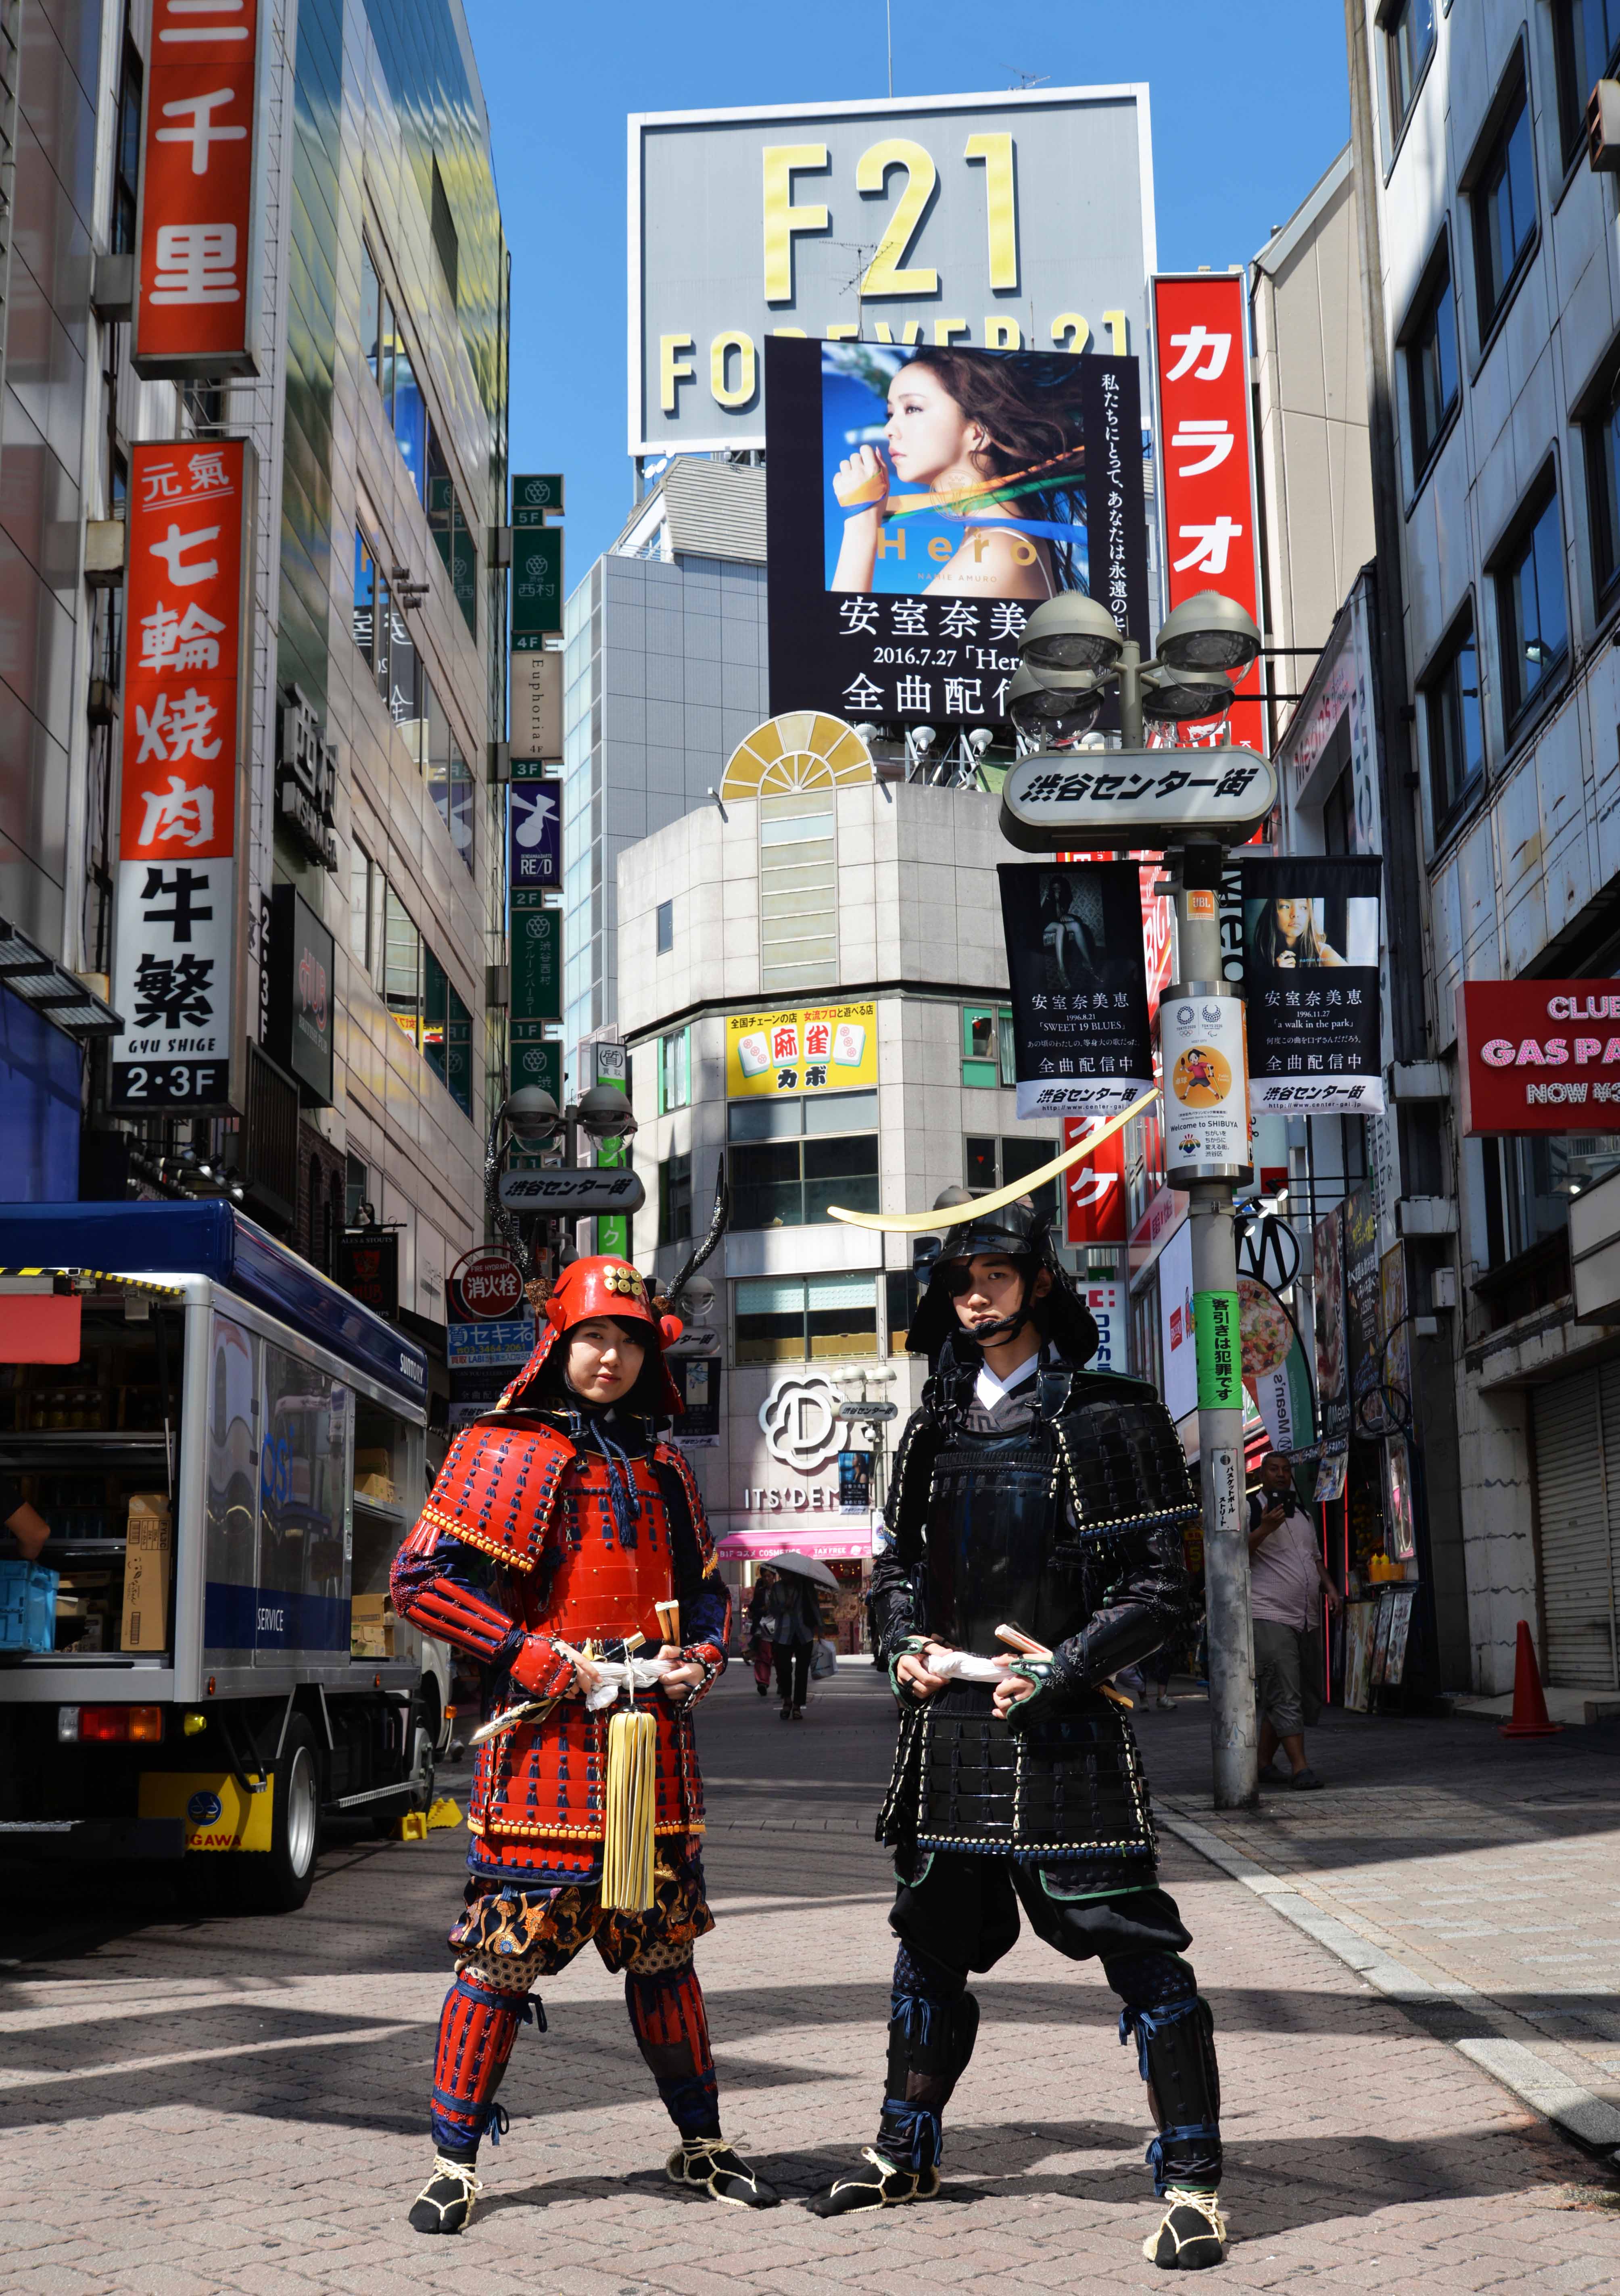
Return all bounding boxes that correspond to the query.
[349,845,383,987]
[759,794,837,994]
[1471,75,1537,336]
[657,899,674,954]
[1384,0,1435,139]
[1495,482,1568,729]
[1481,1131,1620,1268]
[659,1150,693,1244]
[658,1027,691,1114]
[384,881,422,1046]
[346,1153,369,1226]
[378,291,399,421]
[1422,612,1484,835]
[389,603,426,758]
[729,1090,879,1227]
[886,1265,925,1354]
[352,530,379,672]
[392,336,426,497]
[1554,1,1620,164]
[1586,363,1620,604]
[1402,242,1458,482]
[735,1275,878,1364]
[963,1134,1058,1224]
[423,951,473,1118]
[360,239,382,390]
[111,43,142,255]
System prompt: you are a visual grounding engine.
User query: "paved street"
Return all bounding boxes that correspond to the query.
[3,1668,1618,2295]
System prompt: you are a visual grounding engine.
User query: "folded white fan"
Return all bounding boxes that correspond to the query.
[582,1655,673,1713]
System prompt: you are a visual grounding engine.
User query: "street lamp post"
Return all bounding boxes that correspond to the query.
[493,1083,639,1264]
[1008,586,1269,1811]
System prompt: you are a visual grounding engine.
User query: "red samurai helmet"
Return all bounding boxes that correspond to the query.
[497,1255,686,1416]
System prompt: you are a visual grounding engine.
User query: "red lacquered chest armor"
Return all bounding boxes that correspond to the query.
[539,1450,674,1650]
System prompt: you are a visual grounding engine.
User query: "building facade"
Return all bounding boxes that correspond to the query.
[0,0,509,1347]
[1353,0,1620,1696]
[559,457,766,1076]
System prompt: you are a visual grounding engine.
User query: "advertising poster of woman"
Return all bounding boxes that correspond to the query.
[1238,857,1385,1115]
[764,334,1148,730]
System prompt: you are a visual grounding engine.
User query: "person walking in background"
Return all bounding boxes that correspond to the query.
[771,1568,818,1720]
[1248,1452,1340,1790]
[745,1566,779,1696]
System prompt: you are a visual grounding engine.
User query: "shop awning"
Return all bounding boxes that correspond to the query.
[717,1522,874,1563]
[0,918,121,1037]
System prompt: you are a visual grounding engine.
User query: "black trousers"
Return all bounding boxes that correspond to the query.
[877,1851,1221,2194]
[773,1640,810,1707]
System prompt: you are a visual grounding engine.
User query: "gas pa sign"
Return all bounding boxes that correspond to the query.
[1457,981,1620,1133]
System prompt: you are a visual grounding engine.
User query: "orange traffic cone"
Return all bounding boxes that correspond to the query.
[1499,1620,1562,1738]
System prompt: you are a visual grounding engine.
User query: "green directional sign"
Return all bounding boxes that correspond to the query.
[512,472,564,523]
[511,893,562,1024]
[511,526,563,647]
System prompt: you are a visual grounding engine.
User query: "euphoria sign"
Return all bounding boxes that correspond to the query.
[1001,746,1277,852]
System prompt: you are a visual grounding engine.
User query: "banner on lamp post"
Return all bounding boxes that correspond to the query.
[998,862,1153,1119]
[1238,857,1384,1115]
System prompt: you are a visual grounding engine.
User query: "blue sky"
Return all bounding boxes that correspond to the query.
[462,0,1351,571]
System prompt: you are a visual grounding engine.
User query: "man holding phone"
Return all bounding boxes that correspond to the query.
[1248,1453,1340,1790]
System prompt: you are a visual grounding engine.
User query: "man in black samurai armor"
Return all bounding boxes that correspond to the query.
[812,1202,1228,2270]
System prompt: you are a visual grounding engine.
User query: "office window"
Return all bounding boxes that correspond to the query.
[760,794,837,992]
[735,1275,878,1365]
[1472,78,1536,336]
[425,686,473,872]
[111,45,142,255]
[384,882,422,1045]
[430,158,459,304]
[964,1134,1058,1225]
[1554,1,1620,165]
[657,899,674,954]
[1423,616,1484,833]
[659,1150,693,1245]
[1496,485,1568,728]
[1404,249,1458,479]
[1586,362,1620,601]
[360,240,382,390]
[423,952,473,1118]
[349,845,383,985]
[728,1090,878,1227]
[1385,0,1436,138]
[658,1027,691,1114]
[886,1266,924,1354]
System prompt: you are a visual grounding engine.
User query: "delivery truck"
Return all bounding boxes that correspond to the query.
[0,1200,447,1912]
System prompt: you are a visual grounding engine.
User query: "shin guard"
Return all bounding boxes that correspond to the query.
[1111,1956,1221,2197]
[875,1942,981,2175]
[430,1971,526,2159]
[626,1964,720,2140]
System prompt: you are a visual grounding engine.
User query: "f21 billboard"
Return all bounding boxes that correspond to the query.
[629,87,1154,456]
[766,334,1148,728]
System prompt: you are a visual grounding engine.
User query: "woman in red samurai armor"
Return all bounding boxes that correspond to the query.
[392,1255,778,2231]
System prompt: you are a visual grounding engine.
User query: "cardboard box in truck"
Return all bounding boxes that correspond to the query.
[120,1494,172,1652]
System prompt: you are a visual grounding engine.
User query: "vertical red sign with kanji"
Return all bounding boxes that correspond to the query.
[1150,275,1263,754]
[111,438,252,1113]
[132,0,262,377]
[1062,1115,1129,1245]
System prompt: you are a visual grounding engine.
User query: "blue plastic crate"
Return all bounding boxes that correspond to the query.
[0,1563,58,1653]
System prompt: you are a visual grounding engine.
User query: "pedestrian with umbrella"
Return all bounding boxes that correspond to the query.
[768,1550,837,1720]
[745,1565,780,1696]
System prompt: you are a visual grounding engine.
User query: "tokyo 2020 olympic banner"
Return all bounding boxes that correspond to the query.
[766,334,1148,731]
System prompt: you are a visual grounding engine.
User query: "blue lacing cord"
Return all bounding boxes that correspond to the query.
[1145,2125,1221,2196]
[877,2098,942,2171]
[1118,1995,1199,2084]
[590,1420,643,1547]
[482,2102,511,2148]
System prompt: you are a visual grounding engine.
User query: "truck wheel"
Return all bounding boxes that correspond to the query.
[417,1675,443,1759]
[238,1715,322,1913]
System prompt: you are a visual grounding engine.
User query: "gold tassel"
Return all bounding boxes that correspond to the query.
[601,1705,658,1912]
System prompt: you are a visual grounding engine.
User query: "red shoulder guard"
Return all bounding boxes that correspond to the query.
[410,1414,576,1573]
[655,1438,720,1578]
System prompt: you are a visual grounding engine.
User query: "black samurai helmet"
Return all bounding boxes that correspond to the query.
[904,1193,1100,1367]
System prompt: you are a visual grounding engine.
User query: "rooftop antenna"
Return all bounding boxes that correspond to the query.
[1006,68,1050,89]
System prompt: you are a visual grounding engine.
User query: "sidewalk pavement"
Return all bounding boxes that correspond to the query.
[1139,1687,1620,2165]
[1,1667,1616,2296]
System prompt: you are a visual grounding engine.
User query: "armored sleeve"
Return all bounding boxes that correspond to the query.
[391,1529,526,1671]
[1045,1389,1196,1696]
[867,1403,941,1662]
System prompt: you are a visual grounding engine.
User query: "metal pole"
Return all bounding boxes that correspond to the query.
[565,1104,580,1257]
[1171,870,1258,1810]
[1117,639,1144,749]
